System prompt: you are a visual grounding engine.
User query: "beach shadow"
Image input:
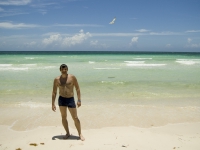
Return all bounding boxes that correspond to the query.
[52,134,80,140]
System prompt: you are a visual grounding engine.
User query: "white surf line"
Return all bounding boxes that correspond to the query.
[0,64,13,67]
[0,67,29,70]
[126,64,166,67]
[176,61,196,65]
[124,61,145,64]
[133,58,152,60]
[24,57,35,59]
[43,66,56,69]
[94,68,121,69]
[101,81,124,84]
[176,59,200,61]
[176,59,200,65]
[19,64,37,66]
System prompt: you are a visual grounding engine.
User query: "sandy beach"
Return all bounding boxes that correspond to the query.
[0,122,200,150]
[1,101,200,150]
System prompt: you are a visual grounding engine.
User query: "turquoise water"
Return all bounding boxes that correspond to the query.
[0,52,200,106]
[0,51,200,130]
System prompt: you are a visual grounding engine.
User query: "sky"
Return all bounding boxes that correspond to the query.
[0,0,200,52]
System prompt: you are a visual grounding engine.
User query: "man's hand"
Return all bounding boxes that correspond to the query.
[77,101,81,108]
[52,104,56,112]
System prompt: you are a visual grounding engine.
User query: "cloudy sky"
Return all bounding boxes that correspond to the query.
[0,0,200,51]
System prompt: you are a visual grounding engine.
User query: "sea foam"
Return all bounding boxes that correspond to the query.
[124,61,145,64]
[101,81,124,84]
[126,64,166,67]
[94,68,120,70]
[0,67,28,71]
[20,64,37,66]
[24,57,35,60]
[124,61,166,67]
[176,59,200,65]
[0,64,12,67]
[133,58,152,60]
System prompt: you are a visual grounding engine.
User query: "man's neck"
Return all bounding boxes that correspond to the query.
[61,74,67,78]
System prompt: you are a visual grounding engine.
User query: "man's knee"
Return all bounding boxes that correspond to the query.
[73,116,79,122]
[61,115,67,119]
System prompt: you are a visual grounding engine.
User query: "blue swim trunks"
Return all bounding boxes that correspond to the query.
[58,96,76,108]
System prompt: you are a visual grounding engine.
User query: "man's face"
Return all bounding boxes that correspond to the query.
[60,67,68,74]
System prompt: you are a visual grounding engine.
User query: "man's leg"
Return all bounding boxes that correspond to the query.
[59,106,70,139]
[68,107,85,141]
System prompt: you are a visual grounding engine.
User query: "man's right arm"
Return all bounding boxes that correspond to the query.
[52,78,57,111]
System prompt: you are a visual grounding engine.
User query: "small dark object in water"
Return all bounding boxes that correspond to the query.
[29,143,37,146]
[108,77,115,78]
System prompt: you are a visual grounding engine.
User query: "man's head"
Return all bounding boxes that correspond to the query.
[60,64,68,72]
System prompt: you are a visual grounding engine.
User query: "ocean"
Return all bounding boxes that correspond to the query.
[0,51,200,130]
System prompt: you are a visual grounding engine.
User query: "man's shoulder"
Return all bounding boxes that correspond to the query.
[54,76,60,80]
[68,74,76,78]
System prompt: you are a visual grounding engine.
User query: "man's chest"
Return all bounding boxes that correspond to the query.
[58,77,73,87]
[66,78,73,86]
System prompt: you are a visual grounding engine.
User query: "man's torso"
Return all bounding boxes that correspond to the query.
[55,74,75,98]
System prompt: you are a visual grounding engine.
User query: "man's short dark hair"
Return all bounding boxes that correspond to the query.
[60,64,68,71]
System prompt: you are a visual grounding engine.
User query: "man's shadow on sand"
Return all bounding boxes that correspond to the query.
[52,134,80,140]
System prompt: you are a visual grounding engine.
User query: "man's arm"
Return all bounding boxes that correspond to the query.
[73,76,81,107]
[52,78,57,111]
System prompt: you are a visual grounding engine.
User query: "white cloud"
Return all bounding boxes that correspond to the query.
[136,29,150,32]
[42,30,92,47]
[92,33,143,37]
[0,12,29,17]
[186,30,200,33]
[130,37,138,45]
[31,3,56,8]
[42,34,62,45]
[0,22,39,29]
[187,38,192,43]
[186,43,200,48]
[24,41,36,46]
[191,44,200,48]
[92,31,181,37]
[149,31,180,35]
[29,41,36,45]
[90,40,98,46]
[0,0,31,5]
[185,38,200,48]
[131,37,138,43]
[90,40,109,48]
[62,30,91,47]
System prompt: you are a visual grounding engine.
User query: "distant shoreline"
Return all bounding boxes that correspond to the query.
[0,51,200,55]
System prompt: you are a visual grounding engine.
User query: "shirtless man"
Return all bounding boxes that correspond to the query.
[52,64,85,141]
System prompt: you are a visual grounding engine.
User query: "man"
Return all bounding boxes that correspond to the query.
[52,64,85,141]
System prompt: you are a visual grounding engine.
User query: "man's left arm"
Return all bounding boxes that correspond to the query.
[73,76,81,107]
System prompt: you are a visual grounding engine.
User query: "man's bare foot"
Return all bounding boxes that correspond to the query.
[79,134,85,141]
[63,134,70,139]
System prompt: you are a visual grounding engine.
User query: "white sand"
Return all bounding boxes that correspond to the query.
[0,122,200,150]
